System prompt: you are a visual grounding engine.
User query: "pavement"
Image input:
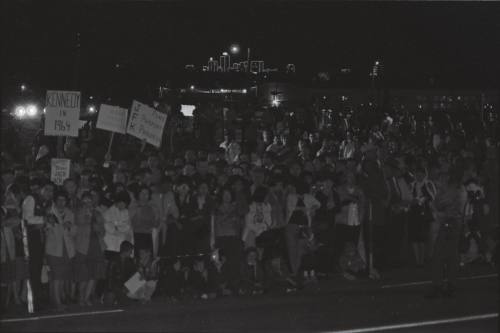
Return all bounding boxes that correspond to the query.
[1,264,498,332]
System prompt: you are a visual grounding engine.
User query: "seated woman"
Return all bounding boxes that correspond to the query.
[126,248,160,303]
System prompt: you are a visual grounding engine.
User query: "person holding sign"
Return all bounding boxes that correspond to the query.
[44,191,77,311]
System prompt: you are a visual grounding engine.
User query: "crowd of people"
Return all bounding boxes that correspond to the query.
[1,95,498,312]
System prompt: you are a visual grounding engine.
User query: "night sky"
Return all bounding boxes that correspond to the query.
[3,1,500,104]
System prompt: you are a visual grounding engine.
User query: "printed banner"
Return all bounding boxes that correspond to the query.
[44,91,81,137]
[127,100,167,148]
[50,158,71,185]
[96,104,128,134]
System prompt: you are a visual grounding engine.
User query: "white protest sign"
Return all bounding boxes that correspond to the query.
[44,91,81,137]
[127,100,167,148]
[96,104,128,134]
[50,158,71,185]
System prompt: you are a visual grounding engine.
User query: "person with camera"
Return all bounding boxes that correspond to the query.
[461,179,490,265]
[408,167,436,267]
[426,170,467,299]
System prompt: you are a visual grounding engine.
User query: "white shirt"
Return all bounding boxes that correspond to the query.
[286,193,321,227]
[22,196,44,225]
[103,205,133,252]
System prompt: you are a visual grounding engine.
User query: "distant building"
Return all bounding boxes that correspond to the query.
[208,57,219,72]
[219,52,231,72]
[232,63,241,71]
[239,61,249,72]
[250,60,264,73]
[370,60,383,78]
[185,64,195,71]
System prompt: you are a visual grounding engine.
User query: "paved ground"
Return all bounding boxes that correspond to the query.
[1,265,497,332]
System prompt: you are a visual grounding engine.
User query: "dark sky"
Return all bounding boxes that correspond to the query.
[3,0,500,103]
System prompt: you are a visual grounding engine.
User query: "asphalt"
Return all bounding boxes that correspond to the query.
[1,265,498,332]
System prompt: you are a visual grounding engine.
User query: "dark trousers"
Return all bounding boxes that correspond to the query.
[386,211,407,267]
[134,232,153,258]
[161,223,183,257]
[215,236,242,290]
[27,228,44,309]
[373,225,387,270]
[432,225,460,287]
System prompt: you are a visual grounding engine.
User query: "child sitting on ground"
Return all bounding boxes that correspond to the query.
[158,258,185,301]
[339,242,366,281]
[105,241,136,305]
[207,249,232,297]
[188,257,214,300]
[239,247,264,295]
[126,248,160,303]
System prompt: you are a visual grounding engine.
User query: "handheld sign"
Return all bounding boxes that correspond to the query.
[97,104,128,134]
[44,91,81,137]
[50,158,71,185]
[127,100,167,148]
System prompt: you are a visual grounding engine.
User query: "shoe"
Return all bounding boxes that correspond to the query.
[425,285,442,299]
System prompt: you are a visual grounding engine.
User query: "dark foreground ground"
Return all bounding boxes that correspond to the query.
[1,265,497,332]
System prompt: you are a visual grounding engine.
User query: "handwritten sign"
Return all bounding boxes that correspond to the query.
[96,104,128,134]
[44,91,81,137]
[127,100,167,148]
[50,158,71,185]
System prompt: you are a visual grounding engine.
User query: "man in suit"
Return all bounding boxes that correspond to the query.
[385,158,413,268]
[360,143,390,271]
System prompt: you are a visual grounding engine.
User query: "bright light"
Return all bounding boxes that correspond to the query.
[209,57,214,61]
[26,104,38,117]
[242,89,247,94]
[20,84,27,91]
[222,52,228,56]
[272,97,280,107]
[375,61,380,65]
[88,105,96,113]
[15,106,26,118]
[190,85,195,90]
[43,107,46,114]
[89,96,94,100]
[230,45,240,54]
[181,104,196,117]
